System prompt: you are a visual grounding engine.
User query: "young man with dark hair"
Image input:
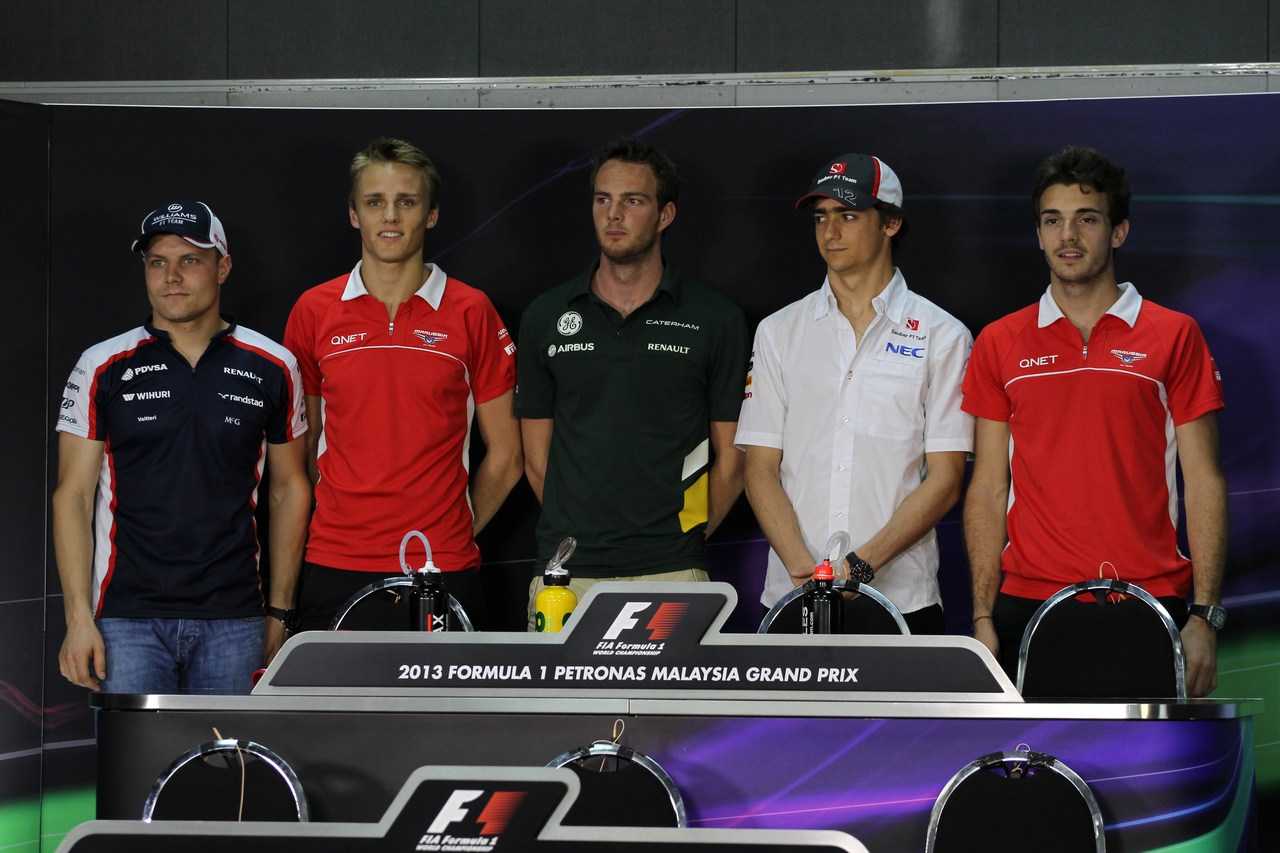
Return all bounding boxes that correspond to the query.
[962,146,1228,695]
[736,153,973,632]
[285,137,523,630]
[54,201,311,693]
[516,137,748,623]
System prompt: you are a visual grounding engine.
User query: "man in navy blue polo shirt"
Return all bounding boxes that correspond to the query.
[53,201,312,694]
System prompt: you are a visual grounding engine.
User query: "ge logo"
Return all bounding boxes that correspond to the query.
[556,311,583,336]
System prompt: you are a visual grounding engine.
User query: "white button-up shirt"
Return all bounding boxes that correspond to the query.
[736,270,975,611]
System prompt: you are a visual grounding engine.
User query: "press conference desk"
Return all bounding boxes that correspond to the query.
[89,585,1259,850]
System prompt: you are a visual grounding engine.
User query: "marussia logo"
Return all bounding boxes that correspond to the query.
[603,601,690,641]
[415,330,449,347]
[905,318,920,331]
[1110,349,1148,366]
[417,789,525,851]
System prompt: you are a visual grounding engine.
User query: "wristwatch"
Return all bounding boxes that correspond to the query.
[842,551,876,585]
[1188,604,1227,631]
[267,606,301,634]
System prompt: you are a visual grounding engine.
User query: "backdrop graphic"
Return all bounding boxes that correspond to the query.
[0,91,1276,849]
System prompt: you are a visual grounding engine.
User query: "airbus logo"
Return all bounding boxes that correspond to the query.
[547,342,594,357]
[122,364,168,381]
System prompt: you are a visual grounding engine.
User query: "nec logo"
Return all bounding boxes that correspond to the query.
[603,601,690,641]
[884,342,925,358]
[418,789,525,849]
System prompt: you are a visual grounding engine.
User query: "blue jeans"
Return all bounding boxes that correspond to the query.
[97,616,264,695]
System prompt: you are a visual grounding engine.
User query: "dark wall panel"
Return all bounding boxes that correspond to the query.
[999,0,1269,66]
[737,0,998,72]
[2,1,229,81]
[478,0,736,77]
[228,0,480,79]
[0,101,49,603]
[1272,0,1280,61]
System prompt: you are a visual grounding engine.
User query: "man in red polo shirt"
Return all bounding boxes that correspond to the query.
[285,138,523,630]
[962,146,1228,697]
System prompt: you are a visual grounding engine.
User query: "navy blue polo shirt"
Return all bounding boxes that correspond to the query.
[57,318,306,619]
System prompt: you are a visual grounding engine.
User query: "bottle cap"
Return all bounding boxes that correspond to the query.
[814,559,835,581]
[544,566,570,585]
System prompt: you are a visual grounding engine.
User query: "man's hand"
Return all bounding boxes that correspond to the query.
[59,618,105,690]
[1181,616,1219,698]
[263,618,288,667]
[972,617,999,661]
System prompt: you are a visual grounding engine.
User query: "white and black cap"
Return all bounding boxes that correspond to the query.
[796,153,903,210]
[132,201,229,256]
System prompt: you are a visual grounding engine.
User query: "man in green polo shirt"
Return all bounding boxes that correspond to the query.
[516,137,748,626]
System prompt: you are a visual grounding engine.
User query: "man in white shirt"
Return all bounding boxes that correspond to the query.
[735,153,974,632]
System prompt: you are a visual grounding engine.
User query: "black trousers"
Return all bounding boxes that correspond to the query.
[297,562,489,632]
[992,591,1188,681]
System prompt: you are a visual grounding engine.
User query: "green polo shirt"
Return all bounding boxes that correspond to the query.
[516,262,748,577]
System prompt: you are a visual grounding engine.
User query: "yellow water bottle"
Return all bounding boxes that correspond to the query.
[535,537,577,633]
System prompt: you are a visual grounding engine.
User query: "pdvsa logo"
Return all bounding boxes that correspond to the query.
[417,789,525,852]
[122,364,168,381]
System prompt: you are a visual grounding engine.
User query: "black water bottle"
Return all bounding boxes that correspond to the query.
[410,566,450,632]
[803,558,843,635]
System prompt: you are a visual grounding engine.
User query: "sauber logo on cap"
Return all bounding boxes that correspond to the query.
[418,789,525,851]
[829,162,846,174]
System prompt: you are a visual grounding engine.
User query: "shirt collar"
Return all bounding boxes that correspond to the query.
[341,260,448,309]
[1037,281,1143,329]
[813,268,907,322]
[571,259,680,306]
[145,315,236,343]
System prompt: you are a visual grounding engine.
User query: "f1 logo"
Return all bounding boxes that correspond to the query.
[604,602,651,640]
[829,162,846,175]
[427,790,482,834]
[426,789,524,836]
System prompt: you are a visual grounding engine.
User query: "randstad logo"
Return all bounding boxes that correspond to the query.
[417,790,525,852]
[602,601,690,642]
[122,364,169,381]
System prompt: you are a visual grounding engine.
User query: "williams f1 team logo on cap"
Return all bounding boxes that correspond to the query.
[418,789,525,851]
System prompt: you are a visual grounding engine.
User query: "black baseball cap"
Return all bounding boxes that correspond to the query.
[131,201,229,256]
[796,154,903,210]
